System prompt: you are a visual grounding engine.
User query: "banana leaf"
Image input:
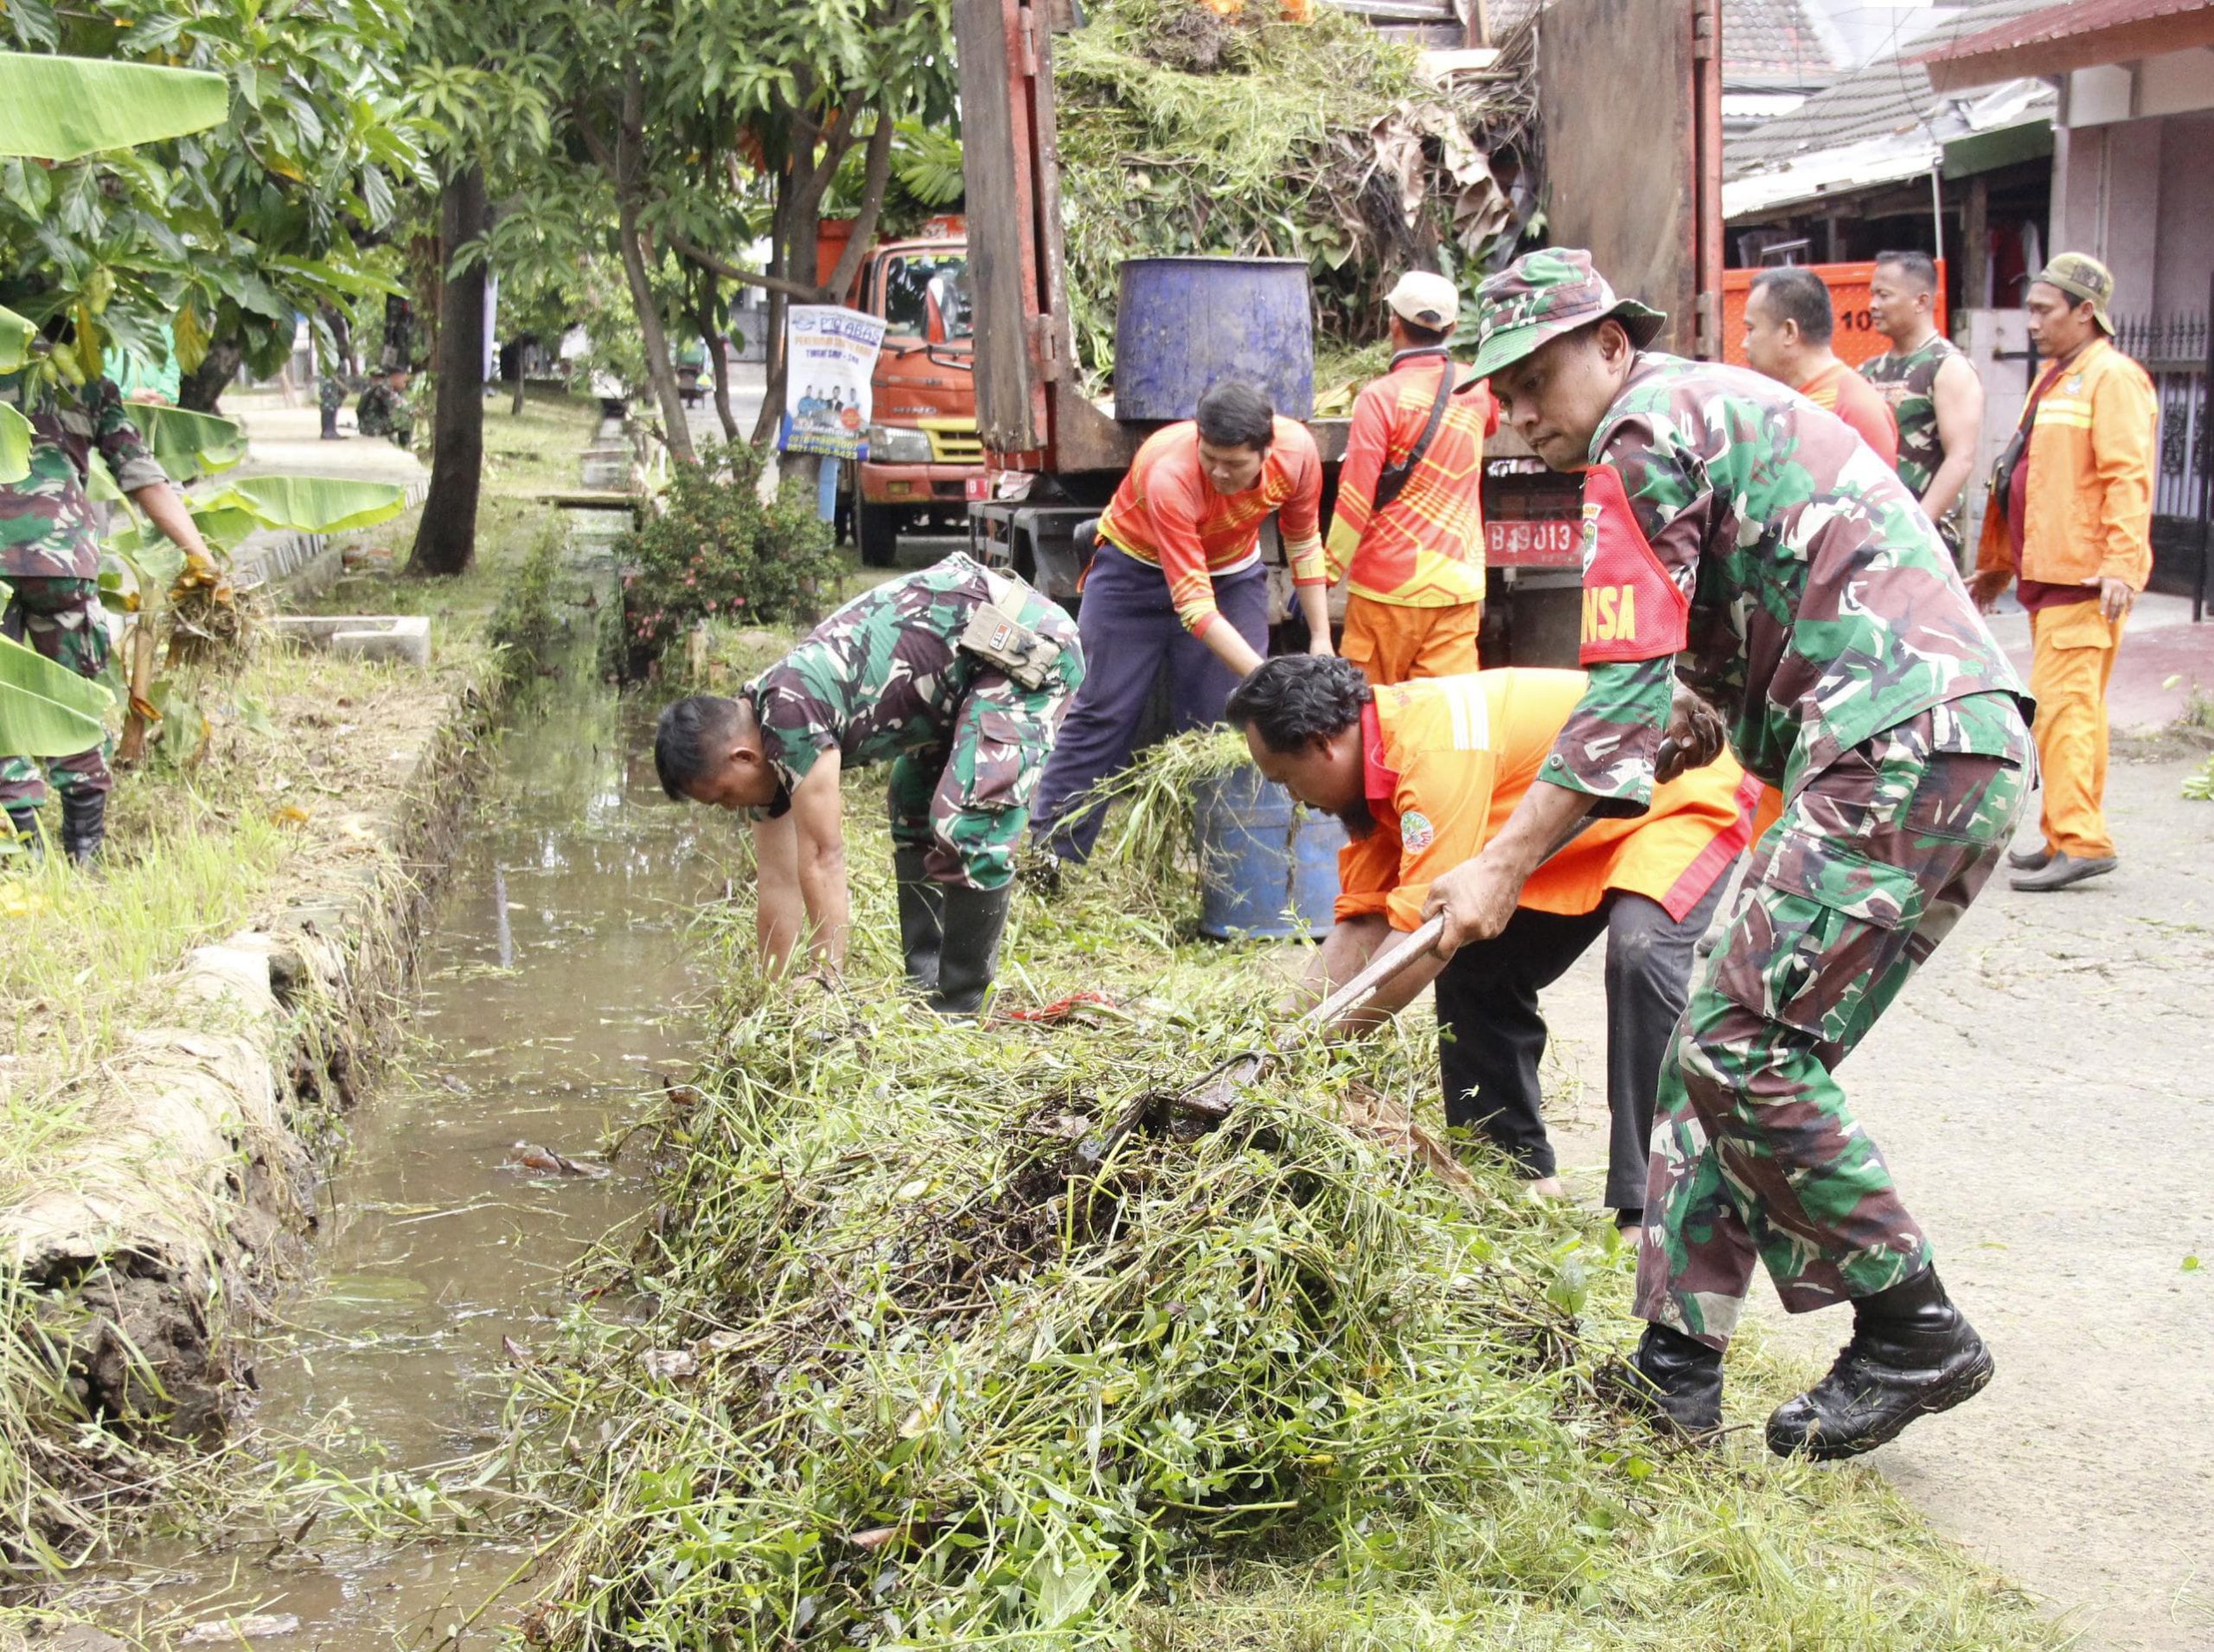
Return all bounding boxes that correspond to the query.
[0,579,113,756]
[0,304,32,375]
[0,404,29,486]
[129,405,249,479]
[0,54,230,162]
[190,475,407,535]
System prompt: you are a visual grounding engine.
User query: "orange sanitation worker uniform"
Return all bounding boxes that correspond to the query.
[1325,349,1497,686]
[1093,415,1327,642]
[1799,359,1899,468]
[1975,336,2156,861]
[1334,669,1762,934]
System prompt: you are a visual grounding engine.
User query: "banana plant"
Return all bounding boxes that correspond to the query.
[100,471,408,766]
[0,578,114,765]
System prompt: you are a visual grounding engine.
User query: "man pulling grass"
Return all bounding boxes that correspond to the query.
[655,554,1082,1015]
[1425,249,2033,1461]
[1232,656,1757,1226]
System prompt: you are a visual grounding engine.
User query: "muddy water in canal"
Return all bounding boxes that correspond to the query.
[97,589,733,1646]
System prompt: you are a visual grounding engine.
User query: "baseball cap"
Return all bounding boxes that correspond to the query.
[2034,253,2117,335]
[1468,248,1667,382]
[1386,271,1460,330]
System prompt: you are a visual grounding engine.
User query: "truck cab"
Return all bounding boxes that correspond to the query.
[823,219,987,566]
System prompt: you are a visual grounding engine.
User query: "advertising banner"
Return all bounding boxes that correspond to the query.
[779,304,887,461]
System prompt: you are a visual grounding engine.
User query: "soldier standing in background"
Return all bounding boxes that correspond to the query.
[3,372,216,862]
[1429,249,2033,1461]
[651,555,1084,1015]
[1865,252,1984,560]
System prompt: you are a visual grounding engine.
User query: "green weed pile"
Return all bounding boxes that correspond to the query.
[510,836,2063,1649]
[1054,0,1536,389]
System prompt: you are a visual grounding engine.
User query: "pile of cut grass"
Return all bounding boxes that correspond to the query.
[508,840,2064,1649]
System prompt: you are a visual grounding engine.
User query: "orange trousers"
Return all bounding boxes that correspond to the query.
[1339,593,1480,686]
[2027,600,2127,860]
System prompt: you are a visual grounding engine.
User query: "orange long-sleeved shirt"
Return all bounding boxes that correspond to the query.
[1094,416,1325,638]
[1335,669,1763,932]
[1324,350,1496,607]
[1799,359,1899,468]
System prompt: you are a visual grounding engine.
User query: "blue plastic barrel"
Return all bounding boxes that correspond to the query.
[1193,765,1347,940]
[1115,257,1315,423]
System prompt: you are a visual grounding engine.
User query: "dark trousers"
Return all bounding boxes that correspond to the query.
[1434,876,1730,1211]
[1028,542,1270,861]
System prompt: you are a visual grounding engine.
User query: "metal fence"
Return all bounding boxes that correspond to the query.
[2114,312,2211,522]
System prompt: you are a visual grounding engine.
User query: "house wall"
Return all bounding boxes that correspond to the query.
[2052,101,2214,319]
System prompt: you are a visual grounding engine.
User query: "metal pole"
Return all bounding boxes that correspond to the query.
[1929,164,1945,266]
[2197,266,2212,623]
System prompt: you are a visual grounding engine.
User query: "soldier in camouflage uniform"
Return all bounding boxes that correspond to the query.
[653,554,1083,1015]
[355,368,413,445]
[317,369,349,440]
[1865,250,1983,560]
[3,371,214,862]
[1424,249,2034,1461]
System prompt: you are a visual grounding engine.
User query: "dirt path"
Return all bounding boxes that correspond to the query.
[1541,746,2214,1649]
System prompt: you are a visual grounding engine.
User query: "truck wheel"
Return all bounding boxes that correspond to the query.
[857,496,901,568]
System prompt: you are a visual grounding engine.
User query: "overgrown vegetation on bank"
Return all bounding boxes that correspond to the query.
[502,810,2064,1649]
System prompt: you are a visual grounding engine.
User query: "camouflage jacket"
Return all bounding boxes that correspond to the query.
[1861,332,1968,539]
[1539,354,2026,809]
[1,373,169,579]
[356,381,412,439]
[746,554,1081,815]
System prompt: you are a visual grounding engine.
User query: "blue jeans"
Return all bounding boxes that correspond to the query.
[1028,542,1269,861]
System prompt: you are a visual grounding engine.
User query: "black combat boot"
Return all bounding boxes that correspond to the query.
[1618,1321,1724,1437]
[1765,1268,1993,1461]
[59,788,106,866]
[930,883,1011,1016]
[4,805,42,859]
[893,847,944,994]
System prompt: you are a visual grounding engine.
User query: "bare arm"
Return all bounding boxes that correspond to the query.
[1200,619,1265,680]
[787,751,850,969]
[127,480,214,565]
[1296,578,1334,656]
[752,811,806,975]
[1921,354,1984,524]
[1423,779,1593,957]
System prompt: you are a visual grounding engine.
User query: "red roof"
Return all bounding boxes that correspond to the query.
[1920,0,2214,91]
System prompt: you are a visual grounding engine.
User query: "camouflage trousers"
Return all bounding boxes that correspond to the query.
[1,576,114,809]
[1636,693,2032,1348]
[318,375,347,414]
[887,664,1081,891]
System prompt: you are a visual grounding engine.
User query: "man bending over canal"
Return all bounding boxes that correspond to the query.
[654,554,1083,1015]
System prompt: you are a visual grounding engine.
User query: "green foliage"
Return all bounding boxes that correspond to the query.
[611,442,841,677]
[0,53,227,160]
[484,522,567,682]
[0,585,112,759]
[0,2,425,402]
[1055,0,1533,387]
[2184,754,2214,801]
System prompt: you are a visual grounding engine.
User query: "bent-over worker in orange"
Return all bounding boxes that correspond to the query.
[1232,656,1759,1225]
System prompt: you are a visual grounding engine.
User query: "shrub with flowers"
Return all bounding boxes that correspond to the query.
[611,441,842,681]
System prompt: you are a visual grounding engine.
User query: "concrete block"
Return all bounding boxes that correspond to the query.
[270,614,432,669]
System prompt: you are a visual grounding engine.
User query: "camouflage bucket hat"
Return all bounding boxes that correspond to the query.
[1469,248,1667,382]
[2035,252,2117,335]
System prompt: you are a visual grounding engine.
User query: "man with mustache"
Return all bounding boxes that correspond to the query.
[1230,656,1758,1227]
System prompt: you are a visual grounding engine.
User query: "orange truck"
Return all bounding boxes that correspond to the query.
[816,215,987,566]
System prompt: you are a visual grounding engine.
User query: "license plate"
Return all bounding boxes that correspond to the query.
[1487,517,1581,567]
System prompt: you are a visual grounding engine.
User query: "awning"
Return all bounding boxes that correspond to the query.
[1724,136,1937,220]
[1919,0,2214,93]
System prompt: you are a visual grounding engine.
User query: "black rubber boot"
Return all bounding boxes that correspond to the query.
[4,805,42,859]
[319,406,346,440]
[59,788,106,866]
[893,848,944,993]
[1619,1322,1724,1437]
[930,883,1011,1016]
[1765,1268,1993,1461]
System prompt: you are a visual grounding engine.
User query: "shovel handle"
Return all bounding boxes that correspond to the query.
[1299,913,1447,1037]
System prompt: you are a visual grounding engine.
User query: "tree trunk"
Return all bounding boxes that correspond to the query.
[407,163,489,578]
[694,283,740,445]
[614,61,697,467]
[176,337,243,414]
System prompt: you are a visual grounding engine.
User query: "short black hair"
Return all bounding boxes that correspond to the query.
[1195,379,1275,451]
[654,695,743,800]
[1750,266,1834,346]
[1397,317,1451,348]
[1874,250,1939,293]
[1225,656,1372,752]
